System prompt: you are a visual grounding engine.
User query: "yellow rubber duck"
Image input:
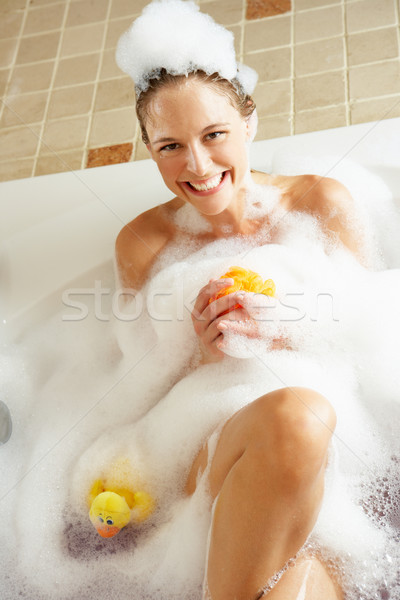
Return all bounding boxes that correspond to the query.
[88,460,155,539]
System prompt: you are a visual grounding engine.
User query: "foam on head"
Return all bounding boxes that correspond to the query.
[116,0,257,96]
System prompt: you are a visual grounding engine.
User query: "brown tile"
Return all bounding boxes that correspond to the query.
[295,0,341,9]
[202,0,243,26]
[1,91,48,127]
[294,37,344,76]
[255,114,291,140]
[294,71,345,111]
[0,38,18,69]
[244,47,291,83]
[89,107,136,147]
[23,4,66,35]
[0,11,23,39]
[350,96,400,125]
[66,0,109,28]
[0,158,34,182]
[253,79,291,117]
[244,15,291,53]
[100,48,126,79]
[35,149,84,176]
[9,61,55,93]
[16,32,60,64]
[246,0,291,20]
[110,0,148,19]
[60,22,106,57]
[105,16,135,49]
[347,28,399,67]
[86,142,133,168]
[47,84,95,119]
[54,53,100,87]
[0,0,26,12]
[349,60,400,101]
[0,69,10,96]
[40,116,89,153]
[94,77,135,112]
[294,105,347,134]
[346,0,396,34]
[294,5,343,43]
[134,137,151,161]
[0,125,41,161]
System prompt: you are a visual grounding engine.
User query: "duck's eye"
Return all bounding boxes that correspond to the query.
[106,519,114,525]
[98,516,104,523]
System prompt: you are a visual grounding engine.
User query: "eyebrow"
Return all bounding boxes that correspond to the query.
[153,123,230,146]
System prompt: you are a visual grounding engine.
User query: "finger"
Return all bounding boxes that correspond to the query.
[217,318,259,338]
[192,278,235,323]
[202,290,244,323]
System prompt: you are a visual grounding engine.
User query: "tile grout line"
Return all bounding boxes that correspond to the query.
[81,0,114,170]
[0,0,30,127]
[31,0,71,177]
[290,0,295,135]
[342,0,351,126]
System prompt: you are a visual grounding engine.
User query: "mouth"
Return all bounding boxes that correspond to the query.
[181,171,229,196]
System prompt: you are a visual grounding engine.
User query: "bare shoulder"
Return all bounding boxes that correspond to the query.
[115,197,184,289]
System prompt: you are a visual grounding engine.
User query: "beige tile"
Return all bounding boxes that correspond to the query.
[0,125,41,161]
[295,70,345,111]
[0,11,23,39]
[54,53,100,87]
[0,69,10,96]
[295,0,341,9]
[0,38,18,69]
[89,107,136,146]
[35,149,84,176]
[105,16,134,49]
[347,27,399,67]
[16,32,60,64]
[244,15,291,53]
[226,25,241,56]
[110,0,148,19]
[253,79,291,117]
[1,91,48,127]
[0,158,34,182]
[346,0,396,34]
[9,61,55,93]
[30,0,67,4]
[0,0,26,12]
[48,84,95,119]
[101,47,127,79]
[134,137,151,161]
[23,4,66,35]
[94,77,135,111]
[349,60,400,100]
[66,0,109,28]
[60,22,106,57]
[41,115,89,153]
[295,37,344,76]
[255,114,291,140]
[294,105,347,134]
[245,47,291,83]
[201,0,243,26]
[350,95,400,124]
[294,5,343,43]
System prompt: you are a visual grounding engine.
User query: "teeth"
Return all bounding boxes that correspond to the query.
[189,173,223,191]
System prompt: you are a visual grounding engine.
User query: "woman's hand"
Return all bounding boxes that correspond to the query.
[191,278,248,363]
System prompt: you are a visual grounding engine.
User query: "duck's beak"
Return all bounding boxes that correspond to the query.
[95,524,121,538]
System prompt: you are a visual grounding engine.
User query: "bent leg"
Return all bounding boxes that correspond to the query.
[186,386,338,600]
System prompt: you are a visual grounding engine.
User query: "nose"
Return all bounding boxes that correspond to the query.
[185,143,212,177]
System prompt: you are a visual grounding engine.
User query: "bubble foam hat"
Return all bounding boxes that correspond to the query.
[116,0,258,96]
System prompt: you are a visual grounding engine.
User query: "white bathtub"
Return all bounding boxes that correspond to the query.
[1,117,400,341]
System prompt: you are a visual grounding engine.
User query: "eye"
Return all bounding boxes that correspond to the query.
[98,516,104,523]
[160,143,179,152]
[106,518,114,525]
[206,131,225,141]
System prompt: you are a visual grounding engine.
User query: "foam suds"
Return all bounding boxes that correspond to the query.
[1,160,400,599]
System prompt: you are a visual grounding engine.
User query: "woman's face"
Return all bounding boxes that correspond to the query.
[145,78,251,216]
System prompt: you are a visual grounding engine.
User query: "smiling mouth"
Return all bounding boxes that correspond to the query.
[184,171,228,194]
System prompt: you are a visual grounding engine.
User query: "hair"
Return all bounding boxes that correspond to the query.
[136,69,256,145]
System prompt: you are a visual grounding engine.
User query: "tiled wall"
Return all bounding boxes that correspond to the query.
[0,0,400,182]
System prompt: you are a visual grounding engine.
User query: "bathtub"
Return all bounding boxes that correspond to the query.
[1,117,399,341]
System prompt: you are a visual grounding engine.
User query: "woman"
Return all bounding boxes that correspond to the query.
[114,2,367,598]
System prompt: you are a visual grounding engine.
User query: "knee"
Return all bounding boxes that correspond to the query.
[250,387,336,490]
